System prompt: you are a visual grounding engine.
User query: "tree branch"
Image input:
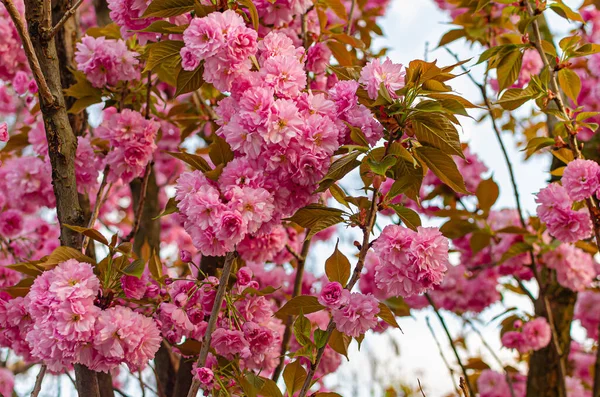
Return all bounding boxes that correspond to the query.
[426,317,460,394]
[186,251,237,397]
[44,0,84,40]
[272,236,312,382]
[425,293,475,397]
[31,365,47,397]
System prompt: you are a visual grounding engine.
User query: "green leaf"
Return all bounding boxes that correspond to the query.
[415,146,469,194]
[523,136,555,159]
[44,246,95,267]
[166,150,211,172]
[499,242,532,264]
[176,64,204,97]
[315,151,362,193]
[323,0,347,20]
[148,248,163,281]
[329,184,349,208]
[258,377,283,397]
[287,205,345,238]
[366,154,397,176]
[314,329,328,349]
[385,296,411,317]
[389,205,421,231]
[496,50,523,92]
[412,115,464,158]
[144,40,184,73]
[143,0,195,17]
[122,259,146,278]
[497,87,535,110]
[238,0,259,31]
[549,1,584,22]
[63,224,109,245]
[377,302,401,329]
[439,219,478,239]
[469,232,492,255]
[328,329,351,359]
[476,178,499,212]
[153,196,179,220]
[437,29,465,47]
[557,68,581,104]
[6,261,45,278]
[3,278,35,298]
[325,241,351,286]
[274,296,325,319]
[283,360,307,396]
[208,135,234,166]
[293,313,312,347]
[139,21,188,34]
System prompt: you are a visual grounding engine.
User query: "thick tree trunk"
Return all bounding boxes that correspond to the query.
[18,0,99,395]
[131,169,177,397]
[93,0,111,27]
[526,286,576,397]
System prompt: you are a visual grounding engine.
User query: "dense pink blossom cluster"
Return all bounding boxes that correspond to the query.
[372,225,449,298]
[0,0,28,82]
[542,243,596,291]
[96,108,159,183]
[0,259,162,372]
[575,291,600,339]
[535,183,593,242]
[75,35,140,88]
[501,317,552,354]
[106,0,158,43]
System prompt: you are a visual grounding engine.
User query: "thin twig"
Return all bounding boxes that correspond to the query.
[298,181,383,397]
[346,0,356,34]
[426,317,460,394]
[138,371,146,397]
[0,0,54,105]
[123,162,153,243]
[31,365,47,397]
[418,379,427,397]
[425,293,475,397]
[186,251,237,397]
[82,165,110,252]
[459,377,470,397]
[465,319,515,397]
[44,0,84,40]
[272,236,312,382]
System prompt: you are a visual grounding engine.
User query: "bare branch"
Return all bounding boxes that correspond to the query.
[45,0,84,40]
[31,365,47,397]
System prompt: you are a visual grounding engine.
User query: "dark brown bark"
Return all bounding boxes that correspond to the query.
[173,359,194,397]
[16,0,98,394]
[131,169,176,396]
[526,286,576,397]
[93,0,111,27]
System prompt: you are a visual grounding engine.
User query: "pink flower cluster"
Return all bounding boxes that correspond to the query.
[0,0,28,82]
[477,369,526,397]
[97,108,158,183]
[562,159,600,202]
[372,225,449,298]
[75,35,140,88]
[0,156,54,213]
[501,317,552,354]
[0,259,161,372]
[181,10,258,90]
[535,183,593,242]
[106,0,158,43]
[575,291,600,340]
[359,58,405,101]
[542,243,596,292]
[328,286,380,338]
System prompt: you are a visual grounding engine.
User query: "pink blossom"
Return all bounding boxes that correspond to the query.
[211,328,250,359]
[542,244,596,291]
[522,317,551,351]
[318,282,348,308]
[106,0,157,43]
[373,225,449,298]
[359,58,405,100]
[0,367,14,397]
[477,370,511,397]
[562,159,600,201]
[0,123,10,143]
[75,35,140,88]
[192,366,214,385]
[0,209,23,238]
[331,292,380,337]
